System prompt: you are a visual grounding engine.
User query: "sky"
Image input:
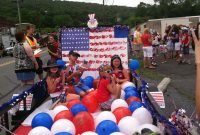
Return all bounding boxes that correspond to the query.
[60,0,155,7]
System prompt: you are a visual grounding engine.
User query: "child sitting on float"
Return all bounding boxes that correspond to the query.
[96,64,121,110]
[110,54,130,84]
[64,50,92,97]
[44,60,79,103]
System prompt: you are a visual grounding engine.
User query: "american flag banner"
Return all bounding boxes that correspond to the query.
[61,26,129,78]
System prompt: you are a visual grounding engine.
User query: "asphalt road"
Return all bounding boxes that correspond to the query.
[0,48,50,104]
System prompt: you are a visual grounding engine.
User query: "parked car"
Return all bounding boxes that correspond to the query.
[4,46,14,56]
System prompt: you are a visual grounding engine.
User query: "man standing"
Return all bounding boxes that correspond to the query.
[133,25,142,58]
[26,24,43,80]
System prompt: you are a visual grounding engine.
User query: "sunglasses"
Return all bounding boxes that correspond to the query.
[104,69,113,74]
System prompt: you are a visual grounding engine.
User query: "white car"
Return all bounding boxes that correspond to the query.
[4,47,14,56]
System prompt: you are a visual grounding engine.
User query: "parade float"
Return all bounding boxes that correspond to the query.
[0,15,198,135]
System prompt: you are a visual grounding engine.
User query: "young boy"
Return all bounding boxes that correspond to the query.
[159,40,168,63]
[64,50,91,97]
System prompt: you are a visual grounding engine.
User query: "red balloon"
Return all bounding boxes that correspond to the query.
[126,96,141,105]
[67,99,81,109]
[113,107,132,123]
[73,112,95,135]
[82,92,99,113]
[54,110,73,122]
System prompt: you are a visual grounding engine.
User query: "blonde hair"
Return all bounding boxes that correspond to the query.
[98,64,112,73]
[143,28,150,34]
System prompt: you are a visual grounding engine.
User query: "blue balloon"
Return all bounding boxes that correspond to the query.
[55,132,72,135]
[70,103,88,116]
[31,112,53,129]
[85,76,94,81]
[56,60,66,69]
[96,120,119,135]
[125,90,140,100]
[82,76,94,88]
[129,59,140,71]
[124,86,137,93]
[129,102,144,112]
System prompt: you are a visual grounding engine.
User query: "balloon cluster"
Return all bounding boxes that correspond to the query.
[29,81,162,135]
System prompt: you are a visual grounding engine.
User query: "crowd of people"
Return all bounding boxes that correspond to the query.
[132,24,197,69]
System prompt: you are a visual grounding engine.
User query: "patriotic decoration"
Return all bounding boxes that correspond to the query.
[61,26,129,78]
[87,13,98,29]
[149,91,165,108]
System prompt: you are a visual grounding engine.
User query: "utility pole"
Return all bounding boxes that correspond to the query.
[16,0,21,25]
[103,0,105,5]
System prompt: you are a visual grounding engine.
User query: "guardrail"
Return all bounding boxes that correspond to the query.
[0,80,48,135]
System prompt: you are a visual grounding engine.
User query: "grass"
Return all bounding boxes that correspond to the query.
[129,56,164,81]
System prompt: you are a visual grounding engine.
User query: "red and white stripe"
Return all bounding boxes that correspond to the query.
[149,92,165,108]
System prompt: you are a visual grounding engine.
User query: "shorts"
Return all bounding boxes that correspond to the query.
[166,41,173,51]
[133,44,142,51]
[16,71,35,81]
[152,44,159,48]
[175,42,181,51]
[74,83,90,94]
[183,46,189,54]
[143,46,153,58]
[100,96,115,110]
[35,58,43,74]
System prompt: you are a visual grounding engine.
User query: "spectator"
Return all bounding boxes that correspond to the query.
[13,32,38,85]
[10,40,15,47]
[159,40,168,63]
[180,30,191,64]
[133,25,142,57]
[26,24,43,80]
[0,43,4,57]
[191,23,200,116]
[47,35,61,61]
[141,28,156,69]
[96,64,120,111]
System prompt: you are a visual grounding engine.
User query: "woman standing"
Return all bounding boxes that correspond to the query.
[13,32,38,85]
[141,28,156,69]
[47,35,61,61]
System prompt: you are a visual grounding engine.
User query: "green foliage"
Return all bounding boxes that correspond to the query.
[0,0,200,31]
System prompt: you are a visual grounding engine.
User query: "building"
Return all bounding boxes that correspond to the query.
[146,15,200,37]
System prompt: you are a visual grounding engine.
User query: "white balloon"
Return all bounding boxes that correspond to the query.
[45,110,55,120]
[110,132,125,135]
[137,124,162,134]
[121,82,136,90]
[95,111,116,127]
[132,107,153,125]
[51,119,75,135]
[118,116,141,135]
[120,90,125,100]
[111,99,128,112]
[81,131,98,135]
[53,105,68,117]
[28,126,51,135]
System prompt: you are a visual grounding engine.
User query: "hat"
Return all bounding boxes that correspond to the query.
[43,60,61,71]
[69,50,80,57]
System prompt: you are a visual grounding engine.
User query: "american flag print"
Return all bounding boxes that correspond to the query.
[61,26,129,78]
[149,91,165,108]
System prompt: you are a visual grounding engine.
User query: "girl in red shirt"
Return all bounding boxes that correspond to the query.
[96,64,120,110]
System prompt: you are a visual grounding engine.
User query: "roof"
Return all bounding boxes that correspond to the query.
[148,15,200,22]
